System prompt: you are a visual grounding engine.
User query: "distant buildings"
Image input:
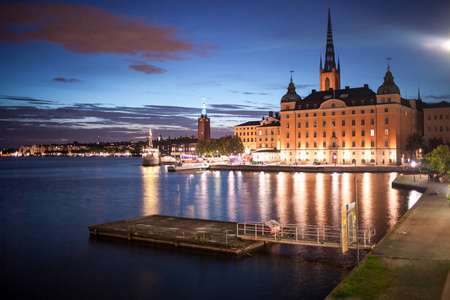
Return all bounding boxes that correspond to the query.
[234,7,448,165]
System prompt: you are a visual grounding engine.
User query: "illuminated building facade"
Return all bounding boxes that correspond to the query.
[234,112,280,155]
[422,102,450,145]
[278,9,422,165]
[198,101,211,142]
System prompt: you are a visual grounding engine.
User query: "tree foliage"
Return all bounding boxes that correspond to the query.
[196,135,244,156]
[406,133,424,159]
[422,145,450,176]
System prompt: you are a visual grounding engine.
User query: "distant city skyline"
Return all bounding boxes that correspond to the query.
[1,0,450,148]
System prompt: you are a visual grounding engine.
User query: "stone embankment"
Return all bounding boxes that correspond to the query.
[327,175,450,300]
[209,164,411,173]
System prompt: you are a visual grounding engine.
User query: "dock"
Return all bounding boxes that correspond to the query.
[88,215,265,255]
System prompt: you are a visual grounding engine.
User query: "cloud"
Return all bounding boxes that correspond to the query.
[0,95,55,105]
[53,78,80,83]
[0,2,217,74]
[228,90,270,96]
[129,64,167,74]
[425,94,450,100]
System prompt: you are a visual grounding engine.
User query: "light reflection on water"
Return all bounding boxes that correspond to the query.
[139,166,417,241]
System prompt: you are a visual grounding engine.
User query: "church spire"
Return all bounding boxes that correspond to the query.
[324,7,336,72]
[319,6,340,91]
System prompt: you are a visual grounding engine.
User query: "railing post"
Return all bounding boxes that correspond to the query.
[317,228,320,243]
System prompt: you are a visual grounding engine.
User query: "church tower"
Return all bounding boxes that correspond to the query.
[198,100,210,142]
[320,7,340,91]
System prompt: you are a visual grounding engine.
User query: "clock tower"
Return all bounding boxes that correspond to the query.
[198,100,211,142]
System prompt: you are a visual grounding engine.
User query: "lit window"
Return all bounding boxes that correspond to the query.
[370,129,375,136]
[385,129,388,136]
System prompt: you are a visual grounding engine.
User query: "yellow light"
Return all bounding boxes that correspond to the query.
[442,40,450,52]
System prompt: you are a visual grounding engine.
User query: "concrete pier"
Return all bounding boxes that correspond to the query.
[88,215,265,255]
[327,175,450,299]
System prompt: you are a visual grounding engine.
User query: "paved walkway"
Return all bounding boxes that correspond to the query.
[328,175,450,299]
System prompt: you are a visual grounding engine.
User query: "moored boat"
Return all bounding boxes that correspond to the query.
[167,163,209,172]
[141,129,160,166]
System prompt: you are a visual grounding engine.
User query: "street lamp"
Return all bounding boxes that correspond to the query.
[334,154,337,166]
[411,161,416,182]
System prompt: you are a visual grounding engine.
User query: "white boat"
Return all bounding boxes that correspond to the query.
[160,155,176,165]
[141,129,160,166]
[167,163,209,172]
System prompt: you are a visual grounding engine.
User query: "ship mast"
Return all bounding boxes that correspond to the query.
[148,129,153,148]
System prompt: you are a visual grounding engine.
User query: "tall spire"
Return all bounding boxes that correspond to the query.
[201,98,207,117]
[324,7,336,72]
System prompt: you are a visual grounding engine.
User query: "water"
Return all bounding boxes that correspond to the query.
[0,157,420,299]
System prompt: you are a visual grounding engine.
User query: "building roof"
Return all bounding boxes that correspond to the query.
[421,101,450,109]
[300,85,376,109]
[235,121,261,127]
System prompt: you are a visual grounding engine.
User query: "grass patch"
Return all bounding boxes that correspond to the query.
[332,255,389,299]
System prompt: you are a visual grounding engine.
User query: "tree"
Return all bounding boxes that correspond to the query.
[195,135,244,156]
[422,145,450,178]
[406,133,424,160]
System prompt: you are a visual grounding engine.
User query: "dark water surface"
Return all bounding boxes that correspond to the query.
[0,157,420,299]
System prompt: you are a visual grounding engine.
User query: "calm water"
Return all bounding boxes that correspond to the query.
[0,157,420,299]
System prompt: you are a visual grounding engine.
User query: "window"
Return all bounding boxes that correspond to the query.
[323,112,326,116]
[384,117,388,124]
[297,114,301,118]
[385,108,388,113]
[286,132,290,138]
[370,119,374,125]
[286,114,289,119]
[305,122,309,128]
[352,110,355,114]
[342,111,345,115]
[313,121,317,127]
[361,110,365,114]
[313,113,317,117]
[371,140,375,147]
[306,132,309,138]
[385,129,389,136]
[428,115,431,120]
[286,123,289,128]
[352,119,355,126]
[323,142,327,147]
[332,111,335,116]
[314,142,317,148]
[297,122,301,128]
[385,140,388,147]
[440,126,443,132]
[314,131,317,138]
[428,127,431,132]
[370,109,374,113]
[332,120,335,127]
[323,121,326,127]
[298,142,301,148]
[361,119,365,125]
[440,115,444,120]
[305,113,309,117]
[352,141,356,147]
[298,132,301,138]
[387,98,391,103]
[306,142,309,148]
[370,129,375,137]
[361,141,365,147]
[342,141,346,147]
[332,131,336,137]
[287,142,290,148]
[342,120,345,126]
[323,131,327,137]
[342,130,346,137]
[352,130,356,137]
[361,130,365,136]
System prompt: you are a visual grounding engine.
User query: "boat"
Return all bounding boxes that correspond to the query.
[160,155,176,165]
[167,162,209,172]
[141,129,160,166]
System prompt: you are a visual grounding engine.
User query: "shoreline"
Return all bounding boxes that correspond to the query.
[326,174,450,299]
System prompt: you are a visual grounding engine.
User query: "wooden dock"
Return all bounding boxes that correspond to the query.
[88,215,265,255]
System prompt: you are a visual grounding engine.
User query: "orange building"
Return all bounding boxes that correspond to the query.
[422,102,450,145]
[278,9,422,165]
[234,112,280,155]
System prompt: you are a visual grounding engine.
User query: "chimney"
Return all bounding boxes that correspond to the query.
[312,89,316,93]
[269,111,273,117]
[345,86,349,90]
[364,84,369,89]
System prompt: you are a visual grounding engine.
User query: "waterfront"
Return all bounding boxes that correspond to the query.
[0,157,420,299]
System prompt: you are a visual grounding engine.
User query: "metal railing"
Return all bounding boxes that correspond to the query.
[236,221,376,248]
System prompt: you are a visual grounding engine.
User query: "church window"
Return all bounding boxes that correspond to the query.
[331,103,336,108]
[325,77,330,90]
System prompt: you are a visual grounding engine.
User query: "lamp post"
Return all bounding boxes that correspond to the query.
[411,161,416,182]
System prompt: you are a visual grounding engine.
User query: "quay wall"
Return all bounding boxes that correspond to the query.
[209,164,410,173]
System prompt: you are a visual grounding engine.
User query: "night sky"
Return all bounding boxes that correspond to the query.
[1,0,450,148]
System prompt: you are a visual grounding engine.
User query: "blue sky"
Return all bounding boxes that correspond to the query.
[1,0,450,148]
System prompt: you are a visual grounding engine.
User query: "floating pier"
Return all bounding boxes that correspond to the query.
[88,215,265,255]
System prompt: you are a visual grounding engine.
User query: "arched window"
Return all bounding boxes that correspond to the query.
[325,77,330,90]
